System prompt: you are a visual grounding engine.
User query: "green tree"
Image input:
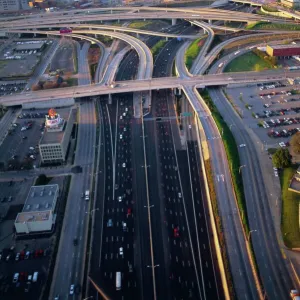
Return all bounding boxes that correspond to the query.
[272,148,291,168]
[290,132,300,154]
[35,174,48,186]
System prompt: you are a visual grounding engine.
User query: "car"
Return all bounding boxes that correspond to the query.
[25,251,30,259]
[123,112,126,117]
[239,144,246,148]
[22,136,27,139]
[15,253,20,261]
[13,273,19,283]
[124,127,127,132]
[178,192,182,198]
[69,284,75,295]
[6,254,11,261]
[8,196,12,202]
[188,125,192,129]
[173,227,180,237]
[107,219,113,227]
[21,127,27,131]
[73,238,78,246]
[25,282,31,292]
[120,134,123,139]
[119,247,123,255]
[54,295,60,300]
[122,163,126,168]
[118,196,122,202]
[127,208,132,215]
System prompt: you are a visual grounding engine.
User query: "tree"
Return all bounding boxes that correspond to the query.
[290,132,300,154]
[272,148,291,168]
[35,174,48,186]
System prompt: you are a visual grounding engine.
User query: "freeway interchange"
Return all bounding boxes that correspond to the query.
[1,3,300,300]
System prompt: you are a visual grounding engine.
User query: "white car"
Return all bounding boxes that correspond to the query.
[13,273,19,283]
[119,247,123,255]
[178,192,182,198]
[69,284,74,295]
[21,127,27,131]
[120,134,123,139]
[118,196,122,202]
[279,142,286,147]
[123,112,126,117]
[120,116,123,120]
[122,163,126,168]
[188,125,192,129]
[239,144,246,148]
[15,253,20,261]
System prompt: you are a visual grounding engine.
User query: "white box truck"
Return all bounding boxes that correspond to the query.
[85,190,90,201]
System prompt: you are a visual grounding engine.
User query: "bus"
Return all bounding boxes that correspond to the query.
[116,272,121,291]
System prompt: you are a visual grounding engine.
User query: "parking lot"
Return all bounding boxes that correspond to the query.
[0,109,47,170]
[0,81,27,96]
[225,80,300,148]
[0,39,52,78]
[0,175,66,300]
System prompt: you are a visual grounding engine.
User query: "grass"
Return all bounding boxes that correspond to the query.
[246,21,300,31]
[185,37,206,70]
[262,5,279,12]
[128,20,153,29]
[151,39,168,57]
[200,89,249,233]
[72,44,78,74]
[224,52,273,73]
[280,166,300,248]
[204,158,236,299]
[66,77,78,87]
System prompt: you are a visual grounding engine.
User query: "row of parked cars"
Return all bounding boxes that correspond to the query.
[18,112,47,119]
[268,128,300,138]
[261,117,300,128]
[255,106,300,119]
[0,82,26,96]
[0,248,48,262]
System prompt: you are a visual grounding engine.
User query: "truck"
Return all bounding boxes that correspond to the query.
[85,190,90,201]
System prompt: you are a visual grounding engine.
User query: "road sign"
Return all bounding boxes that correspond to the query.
[182,112,193,117]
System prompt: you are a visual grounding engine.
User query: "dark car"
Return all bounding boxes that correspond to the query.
[73,239,78,246]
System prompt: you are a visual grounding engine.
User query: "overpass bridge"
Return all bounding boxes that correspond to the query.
[1,69,300,107]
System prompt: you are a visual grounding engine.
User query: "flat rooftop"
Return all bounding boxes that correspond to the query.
[268,44,300,50]
[40,108,75,145]
[14,42,45,51]
[22,184,58,213]
[15,210,51,223]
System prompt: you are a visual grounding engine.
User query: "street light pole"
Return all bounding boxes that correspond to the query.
[86,208,99,216]
[248,229,257,242]
[239,165,246,174]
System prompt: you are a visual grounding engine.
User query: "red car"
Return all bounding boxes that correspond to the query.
[173,227,179,238]
[127,208,132,216]
[60,27,72,34]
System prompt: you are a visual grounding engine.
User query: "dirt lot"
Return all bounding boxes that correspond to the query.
[49,39,75,74]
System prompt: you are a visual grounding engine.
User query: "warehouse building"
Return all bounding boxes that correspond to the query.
[14,41,45,53]
[281,0,300,8]
[0,0,30,12]
[14,184,59,234]
[266,44,300,58]
[39,108,76,164]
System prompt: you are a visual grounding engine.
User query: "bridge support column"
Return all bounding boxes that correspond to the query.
[108,94,112,104]
[33,32,36,37]
[117,19,120,23]
[94,34,98,38]
[203,28,207,34]
[172,18,177,26]
[208,19,212,24]
[136,33,140,39]
[165,36,168,41]
[18,33,21,38]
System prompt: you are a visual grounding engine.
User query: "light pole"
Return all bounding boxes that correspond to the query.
[229,124,235,130]
[248,229,257,242]
[147,264,159,268]
[86,208,99,216]
[83,297,94,300]
[239,165,246,174]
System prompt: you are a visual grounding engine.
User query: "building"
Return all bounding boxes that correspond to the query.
[0,0,30,12]
[39,108,76,164]
[266,44,300,58]
[14,41,45,53]
[14,184,59,234]
[281,0,300,8]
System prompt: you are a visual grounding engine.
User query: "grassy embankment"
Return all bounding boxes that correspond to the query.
[128,21,153,29]
[224,52,273,72]
[184,37,206,70]
[246,21,300,31]
[280,166,300,248]
[151,40,168,57]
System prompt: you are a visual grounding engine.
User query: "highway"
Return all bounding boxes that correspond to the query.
[50,42,96,299]
[175,21,260,299]
[2,69,300,106]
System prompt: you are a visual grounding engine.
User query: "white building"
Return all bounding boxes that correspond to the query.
[39,108,76,164]
[0,0,30,12]
[14,184,59,234]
